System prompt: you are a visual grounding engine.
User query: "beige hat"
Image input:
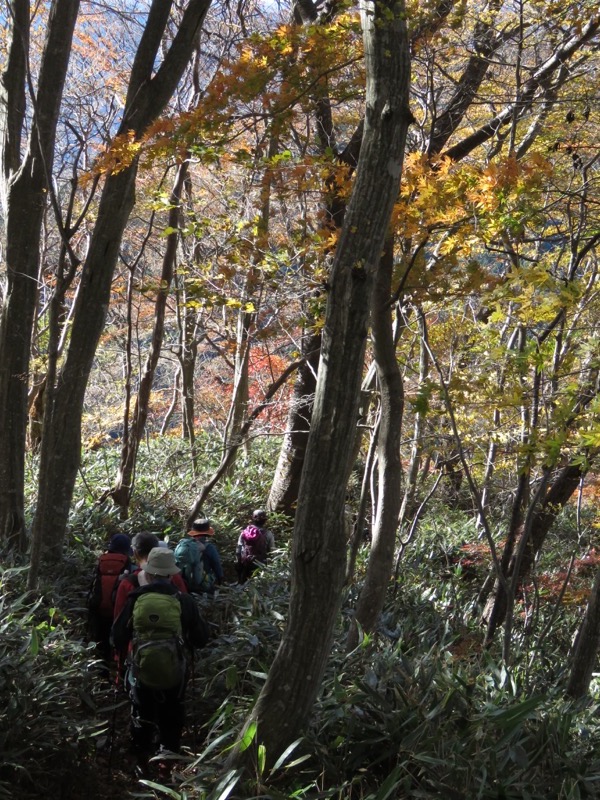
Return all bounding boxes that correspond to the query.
[144,547,180,577]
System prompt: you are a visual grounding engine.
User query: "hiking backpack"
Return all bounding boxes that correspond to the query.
[240,525,268,566]
[174,537,206,592]
[130,591,186,691]
[88,552,131,619]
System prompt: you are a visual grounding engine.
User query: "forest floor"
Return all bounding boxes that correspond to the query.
[47,675,213,800]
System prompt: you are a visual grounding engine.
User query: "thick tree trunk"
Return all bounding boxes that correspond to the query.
[347,239,404,651]
[228,0,411,768]
[0,0,80,551]
[268,329,320,515]
[29,0,213,573]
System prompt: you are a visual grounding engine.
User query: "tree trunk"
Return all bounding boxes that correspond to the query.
[267,0,351,515]
[111,160,189,512]
[228,0,412,768]
[347,239,404,651]
[180,339,197,442]
[222,135,277,474]
[29,0,213,572]
[30,166,139,577]
[484,461,592,643]
[187,360,301,524]
[397,305,428,529]
[0,0,80,551]
[267,329,321,515]
[566,567,600,699]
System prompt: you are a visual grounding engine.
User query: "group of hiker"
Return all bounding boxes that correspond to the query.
[87,510,274,777]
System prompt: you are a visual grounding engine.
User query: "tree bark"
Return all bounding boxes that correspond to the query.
[111,160,189,512]
[29,0,212,573]
[398,305,428,529]
[484,461,592,643]
[566,567,600,699]
[347,239,404,651]
[228,0,412,768]
[0,0,80,551]
[187,360,301,524]
[267,329,321,515]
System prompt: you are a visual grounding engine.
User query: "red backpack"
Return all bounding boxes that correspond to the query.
[88,553,131,619]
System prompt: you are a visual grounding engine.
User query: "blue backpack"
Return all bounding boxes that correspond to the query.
[174,538,205,592]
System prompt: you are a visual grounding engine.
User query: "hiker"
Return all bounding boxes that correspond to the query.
[113,532,187,621]
[87,533,133,666]
[195,520,225,588]
[235,509,275,584]
[175,518,224,593]
[112,547,209,777]
[173,519,218,593]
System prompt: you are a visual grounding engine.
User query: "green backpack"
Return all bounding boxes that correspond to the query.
[130,591,186,690]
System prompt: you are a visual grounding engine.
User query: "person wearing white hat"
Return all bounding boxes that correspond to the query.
[112,547,209,777]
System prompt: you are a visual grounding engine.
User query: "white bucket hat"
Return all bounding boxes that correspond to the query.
[144,547,180,577]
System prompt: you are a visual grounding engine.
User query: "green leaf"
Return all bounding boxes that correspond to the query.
[271,738,303,771]
[486,695,544,730]
[208,768,242,800]
[29,628,39,656]
[238,721,257,752]
[138,779,182,798]
[257,743,266,775]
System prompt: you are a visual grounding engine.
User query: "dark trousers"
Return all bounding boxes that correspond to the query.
[129,681,185,755]
[236,558,264,584]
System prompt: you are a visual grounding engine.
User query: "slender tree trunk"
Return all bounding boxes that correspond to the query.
[268,329,320,515]
[180,341,197,442]
[187,360,301,523]
[346,239,404,651]
[398,305,428,529]
[223,136,278,473]
[484,461,593,643]
[111,160,189,512]
[173,262,200,444]
[222,306,252,454]
[346,413,379,585]
[30,166,138,576]
[160,365,181,436]
[228,0,412,767]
